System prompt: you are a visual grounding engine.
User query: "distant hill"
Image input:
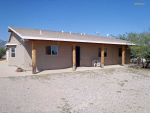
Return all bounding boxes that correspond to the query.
[0,39,7,48]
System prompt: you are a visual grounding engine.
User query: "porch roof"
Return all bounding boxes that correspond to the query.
[8,26,134,45]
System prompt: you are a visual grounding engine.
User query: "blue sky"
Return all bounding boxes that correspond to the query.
[0,0,149,41]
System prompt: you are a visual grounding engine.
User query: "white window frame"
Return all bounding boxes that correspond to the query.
[46,45,58,56]
[11,47,15,57]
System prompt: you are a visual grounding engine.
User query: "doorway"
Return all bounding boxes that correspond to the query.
[76,46,80,67]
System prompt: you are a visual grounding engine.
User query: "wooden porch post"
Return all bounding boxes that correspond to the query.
[72,43,76,71]
[101,45,104,68]
[122,45,125,66]
[32,41,36,74]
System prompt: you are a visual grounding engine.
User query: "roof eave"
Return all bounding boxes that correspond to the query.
[8,27,23,38]
[23,36,134,45]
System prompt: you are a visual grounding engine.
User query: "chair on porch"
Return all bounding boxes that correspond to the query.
[92,60,101,67]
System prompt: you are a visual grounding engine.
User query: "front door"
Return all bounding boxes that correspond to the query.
[76,46,80,67]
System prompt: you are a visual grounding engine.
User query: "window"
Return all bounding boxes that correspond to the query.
[46,46,51,55]
[104,48,107,57]
[52,46,57,55]
[11,47,15,57]
[119,48,122,57]
[46,46,58,55]
[98,48,107,57]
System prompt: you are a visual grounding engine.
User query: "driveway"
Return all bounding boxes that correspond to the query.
[0,67,150,113]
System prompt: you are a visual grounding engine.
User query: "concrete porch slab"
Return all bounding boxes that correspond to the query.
[26,65,123,75]
[0,60,123,77]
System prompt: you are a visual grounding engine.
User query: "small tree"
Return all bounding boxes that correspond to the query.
[129,31,150,68]
[111,29,150,68]
[111,33,128,40]
[111,32,137,58]
[0,47,6,59]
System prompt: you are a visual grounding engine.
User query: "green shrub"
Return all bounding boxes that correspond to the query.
[0,47,6,59]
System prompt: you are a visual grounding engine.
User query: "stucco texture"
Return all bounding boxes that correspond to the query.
[23,41,130,71]
[7,33,24,68]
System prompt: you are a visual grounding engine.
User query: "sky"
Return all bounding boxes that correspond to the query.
[0,0,150,41]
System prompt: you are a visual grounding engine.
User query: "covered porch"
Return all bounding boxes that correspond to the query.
[31,40,126,74]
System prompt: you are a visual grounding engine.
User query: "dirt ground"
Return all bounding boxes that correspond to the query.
[0,66,150,113]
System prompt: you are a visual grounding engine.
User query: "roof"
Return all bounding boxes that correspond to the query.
[8,26,134,45]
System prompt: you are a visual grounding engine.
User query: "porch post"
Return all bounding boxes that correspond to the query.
[32,41,36,74]
[122,45,125,66]
[101,44,104,68]
[72,43,76,71]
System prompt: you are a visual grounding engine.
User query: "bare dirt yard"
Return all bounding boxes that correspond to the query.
[0,66,150,113]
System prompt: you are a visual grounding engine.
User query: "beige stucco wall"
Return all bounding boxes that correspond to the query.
[74,43,130,66]
[7,32,24,68]
[24,41,72,71]
[24,41,32,70]
[23,41,130,71]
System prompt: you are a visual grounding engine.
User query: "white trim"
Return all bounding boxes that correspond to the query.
[11,47,15,57]
[23,36,135,45]
[8,27,22,38]
[8,27,136,45]
[5,43,17,46]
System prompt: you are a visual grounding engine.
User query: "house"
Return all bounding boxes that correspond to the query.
[5,27,133,74]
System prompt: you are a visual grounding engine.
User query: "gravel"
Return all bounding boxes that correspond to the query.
[0,67,150,113]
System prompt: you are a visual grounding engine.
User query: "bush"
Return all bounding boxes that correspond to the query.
[0,48,6,59]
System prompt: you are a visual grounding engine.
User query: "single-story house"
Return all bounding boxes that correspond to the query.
[6,27,134,74]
